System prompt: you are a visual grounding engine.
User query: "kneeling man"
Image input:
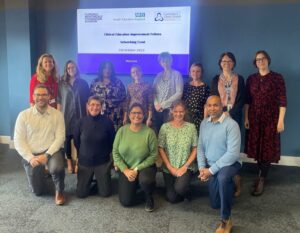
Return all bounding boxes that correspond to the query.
[197,96,241,233]
[14,84,66,205]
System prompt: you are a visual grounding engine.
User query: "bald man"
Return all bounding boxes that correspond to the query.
[197,96,241,233]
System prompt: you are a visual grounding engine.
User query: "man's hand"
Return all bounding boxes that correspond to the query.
[29,157,40,168]
[198,168,212,182]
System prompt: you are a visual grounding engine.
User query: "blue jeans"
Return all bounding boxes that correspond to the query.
[208,162,241,220]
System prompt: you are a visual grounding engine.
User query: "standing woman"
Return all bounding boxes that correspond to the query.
[153,52,183,134]
[90,61,126,130]
[182,63,210,132]
[123,65,153,126]
[211,52,245,197]
[113,103,157,212]
[158,100,198,203]
[73,96,115,198]
[245,50,287,196]
[57,60,90,173]
[30,53,59,108]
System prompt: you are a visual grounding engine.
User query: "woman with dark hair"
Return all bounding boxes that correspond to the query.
[182,63,210,132]
[211,52,245,197]
[57,60,90,173]
[73,96,115,198]
[245,50,287,196]
[90,61,126,130]
[153,52,183,134]
[30,53,59,108]
[158,100,198,203]
[113,103,157,212]
[123,65,153,126]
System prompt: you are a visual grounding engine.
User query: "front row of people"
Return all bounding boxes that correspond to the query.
[14,84,241,233]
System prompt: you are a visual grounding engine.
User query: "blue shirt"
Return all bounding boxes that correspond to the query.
[197,113,241,174]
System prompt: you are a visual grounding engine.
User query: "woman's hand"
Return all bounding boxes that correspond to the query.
[244,118,250,129]
[176,165,188,177]
[154,103,162,112]
[277,120,284,133]
[168,166,178,177]
[123,168,138,182]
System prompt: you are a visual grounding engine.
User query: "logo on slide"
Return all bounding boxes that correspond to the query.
[154,12,164,21]
[84,13,103,23]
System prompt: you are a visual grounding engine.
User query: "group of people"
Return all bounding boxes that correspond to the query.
[14,50,286,233]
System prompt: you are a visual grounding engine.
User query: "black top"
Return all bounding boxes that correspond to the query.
[73,114,115,167]
[210,74,245,128]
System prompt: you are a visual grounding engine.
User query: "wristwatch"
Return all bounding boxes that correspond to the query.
[45,153,51,160]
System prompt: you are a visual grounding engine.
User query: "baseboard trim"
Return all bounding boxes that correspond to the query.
[1,135,300,167]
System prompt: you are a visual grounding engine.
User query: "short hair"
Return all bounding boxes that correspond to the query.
[87,95,103,105]
[33,84,50,94]
[129,103,145,115]
[130,64,142,73]
[190,62,204,75]
[170,100,190,122]
[253,50,271,67]
[36,53,58,83]
[218,52,236,70]
[158,52,173,64]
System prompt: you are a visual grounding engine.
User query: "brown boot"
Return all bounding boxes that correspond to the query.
[252,178,265,196]
[234,175,241,197]
[55,192,66,205]
[215,218,232,233]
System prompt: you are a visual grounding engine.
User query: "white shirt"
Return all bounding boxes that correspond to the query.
[14,106,65,162]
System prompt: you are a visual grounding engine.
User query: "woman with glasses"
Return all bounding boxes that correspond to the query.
[113,103,157,212]
[245,50,287,196]
[210,52,245,197]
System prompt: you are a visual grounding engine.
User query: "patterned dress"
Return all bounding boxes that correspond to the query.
[245,71,287,163]
[182,82,210,132]
[158,122,198,173]
[90,78,126,130]
[124,82,153,118]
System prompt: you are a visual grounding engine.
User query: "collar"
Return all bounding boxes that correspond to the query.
[207,112,226,124]
[32,105,51,115]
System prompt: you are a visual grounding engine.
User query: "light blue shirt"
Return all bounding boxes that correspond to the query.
[197,113,241,175]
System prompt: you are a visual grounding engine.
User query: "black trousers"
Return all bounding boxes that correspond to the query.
[163,170,192,203]
[64,135,73,160]
[76,160,112,198]
[118,165,157,207]
[152,109,170,135]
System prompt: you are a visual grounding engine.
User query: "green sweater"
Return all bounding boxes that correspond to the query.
[113,125,157,172]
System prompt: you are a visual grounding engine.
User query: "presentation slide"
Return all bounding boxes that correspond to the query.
[77,6,191,75]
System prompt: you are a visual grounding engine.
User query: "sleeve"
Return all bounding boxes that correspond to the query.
[13,112,34,162]
[152,74,160,105]
[90,79,96,95]
[136,129,158,171]
[205,85,211,101]
[57,83,62,105]
[29,75,36,104]
[124,86,131,113]
[147,84,154,113]
[197,122,207,169]
[160,71,184,109]
[107,119,116,152]
[182,83,188,101]
[229,75,245,117]
[209,121,241,174]
[81,79,91,109]
[276,74,287,107]
[210,76,219,96]
[73,119,82,151]
[46,111,66,156]
[157,124,166,148]
[112,79,126,104]
[112,127,128,172]
[191,124,198,147]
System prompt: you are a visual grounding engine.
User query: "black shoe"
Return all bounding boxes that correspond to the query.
[145,196,154,212]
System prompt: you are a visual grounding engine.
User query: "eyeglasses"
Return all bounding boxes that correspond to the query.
[255,57,266,62]
[34,94,49,97]
[130,112,143,115]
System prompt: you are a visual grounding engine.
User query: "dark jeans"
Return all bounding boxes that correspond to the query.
[64,135,73,160]
[163,170,192,203]
[118,165,157,207]
[76,160,112,198]
[22,150,65,195]
[152,109,170,135]
[208,162,241,220]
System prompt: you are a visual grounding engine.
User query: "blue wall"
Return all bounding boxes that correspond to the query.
[0,0,299,156]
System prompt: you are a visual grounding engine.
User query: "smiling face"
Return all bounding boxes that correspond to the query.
[67,62,77,78]
[129,106,144,125]
[206,96,223,121]
[220,55,234,72]
[171,104,186,123]
[87,99,102,116]
[41,56,54,74]
[130,67,142,83]
[255,53,269,71]
[33,87,50,110]
[190,65,202,81]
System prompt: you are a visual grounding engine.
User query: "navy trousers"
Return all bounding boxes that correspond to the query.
[208,162,241,220]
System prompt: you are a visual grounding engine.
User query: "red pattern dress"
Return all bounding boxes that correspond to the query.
[245,71,287,163]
